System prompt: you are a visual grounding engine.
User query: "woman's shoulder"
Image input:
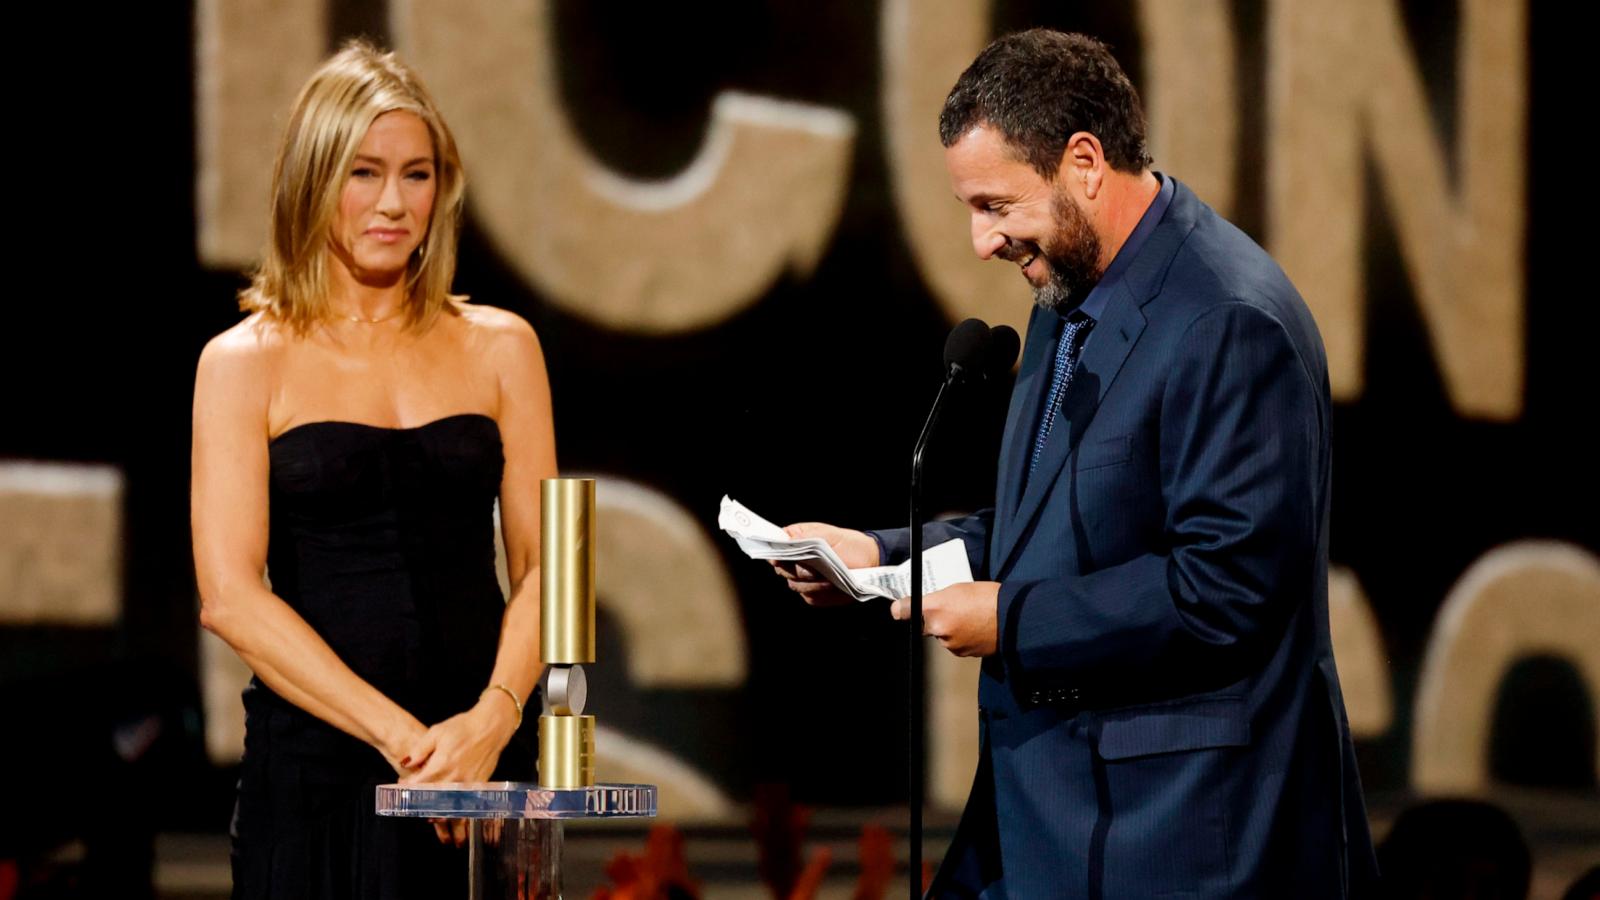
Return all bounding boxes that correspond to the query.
[451,299,543,357]
[453,298,535,336]
[196,312,289,385]
[448,301,550,394]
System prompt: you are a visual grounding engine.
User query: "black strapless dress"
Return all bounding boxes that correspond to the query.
[231,413,536,899]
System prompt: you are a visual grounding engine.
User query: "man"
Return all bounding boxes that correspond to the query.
[775,30,1379,898]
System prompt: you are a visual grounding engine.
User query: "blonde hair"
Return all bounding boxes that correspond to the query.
[240,39,465,333]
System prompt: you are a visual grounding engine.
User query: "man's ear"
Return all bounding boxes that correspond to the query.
[1059,131,1105,200]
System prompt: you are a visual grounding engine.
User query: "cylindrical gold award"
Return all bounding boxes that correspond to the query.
[540,477,598,788]
[538,714,595,788]
[541,478,595,665]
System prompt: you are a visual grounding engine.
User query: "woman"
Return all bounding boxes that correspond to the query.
[191,40,555,898]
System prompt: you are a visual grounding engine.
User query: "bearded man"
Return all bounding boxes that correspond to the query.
[774,29,1380,898]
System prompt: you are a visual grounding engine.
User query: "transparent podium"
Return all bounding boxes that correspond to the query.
[375,782,657,899]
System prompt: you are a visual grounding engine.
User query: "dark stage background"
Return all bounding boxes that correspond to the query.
[2,0,1595,861]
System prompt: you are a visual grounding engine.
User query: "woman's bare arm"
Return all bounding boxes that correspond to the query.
[191,325,427,772]
[484,312,557,718]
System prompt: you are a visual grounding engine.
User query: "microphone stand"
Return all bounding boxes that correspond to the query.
[908,372,958,899]
[903,320,1013,898]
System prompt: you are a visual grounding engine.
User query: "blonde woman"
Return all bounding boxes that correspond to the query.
[191,41,553,898]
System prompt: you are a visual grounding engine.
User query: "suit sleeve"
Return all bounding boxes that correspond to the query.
[868,510,994,581]
[996,301,1324,690]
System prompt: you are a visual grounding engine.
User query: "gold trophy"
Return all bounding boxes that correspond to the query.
[539,477,596,789]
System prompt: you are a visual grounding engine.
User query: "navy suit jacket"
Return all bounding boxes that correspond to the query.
[875,180,1379,898]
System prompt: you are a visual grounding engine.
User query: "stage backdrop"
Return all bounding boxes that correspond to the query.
[2,0,1595,825]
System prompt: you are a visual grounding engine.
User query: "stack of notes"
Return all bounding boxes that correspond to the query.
[719,496,973,601]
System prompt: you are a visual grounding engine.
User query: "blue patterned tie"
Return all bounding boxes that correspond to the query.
[1029,312,1095,475]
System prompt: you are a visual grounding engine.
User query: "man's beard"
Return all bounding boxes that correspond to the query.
[1030,189,1103,313]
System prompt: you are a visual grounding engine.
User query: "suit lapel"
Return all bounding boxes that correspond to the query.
[994,288,1147,573]
[994,306,1053,524]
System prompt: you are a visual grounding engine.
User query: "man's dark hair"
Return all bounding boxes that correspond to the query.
[939,29,1153,178]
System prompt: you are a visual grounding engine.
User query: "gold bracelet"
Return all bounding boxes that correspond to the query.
[481,683,523,728]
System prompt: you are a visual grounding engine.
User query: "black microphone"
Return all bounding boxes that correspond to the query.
[984,324,1021,379]
[943,317,992,382]
[908,316,998,899]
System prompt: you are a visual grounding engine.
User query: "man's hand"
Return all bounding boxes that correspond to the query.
[891,581,1000,657]
[770,522,880,607]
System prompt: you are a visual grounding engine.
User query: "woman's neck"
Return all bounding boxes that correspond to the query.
[327,259,408,323]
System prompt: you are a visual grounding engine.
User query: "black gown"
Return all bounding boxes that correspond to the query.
[231,413,536,899]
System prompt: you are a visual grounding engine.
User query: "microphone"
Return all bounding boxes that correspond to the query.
[943,317,992,382]
[984,325,1021,379]
[908,316,1003,898]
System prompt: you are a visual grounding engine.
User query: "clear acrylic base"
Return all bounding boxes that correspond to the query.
[376,783,656,899]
